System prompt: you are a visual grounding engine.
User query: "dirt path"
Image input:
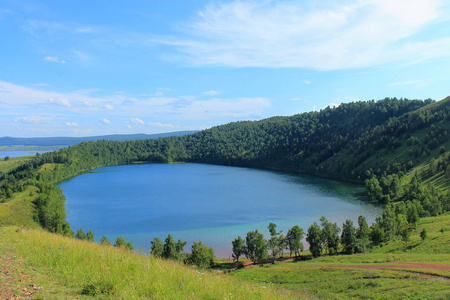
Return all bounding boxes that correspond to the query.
[235,258,450,280]
[0,250,35,299]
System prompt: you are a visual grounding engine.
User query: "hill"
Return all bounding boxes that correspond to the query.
[0,97,449,299]
[230,213,450,300]
[1,97,449,235]
[0,226,295,299]
[0,131,198,147]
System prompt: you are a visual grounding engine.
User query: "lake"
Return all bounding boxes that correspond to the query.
[59,163,382,258]
[0,150,49,159]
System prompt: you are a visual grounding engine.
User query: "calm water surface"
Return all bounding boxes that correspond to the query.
[60,163,381,257]
[0,151,49,159]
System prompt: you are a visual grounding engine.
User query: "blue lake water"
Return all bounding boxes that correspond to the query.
[0,151,49,159]
[59,163,382,257]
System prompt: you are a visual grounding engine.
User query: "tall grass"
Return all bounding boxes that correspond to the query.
[0,226,297,299]
[0,187,40,228]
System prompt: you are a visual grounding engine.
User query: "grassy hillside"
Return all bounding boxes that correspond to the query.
[1,214,447,299]
[0,226,295,299]
[230,213,450,300]
[0,97,449,299]
[0,186,40,228]
[0,155,32,174]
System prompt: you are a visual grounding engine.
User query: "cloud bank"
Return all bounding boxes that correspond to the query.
[165,0,449,70]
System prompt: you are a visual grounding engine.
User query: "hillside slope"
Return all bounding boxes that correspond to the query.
[0,97,449,299]
[231,213,450,300]
[0,226,296,299]
[1,97,449,235]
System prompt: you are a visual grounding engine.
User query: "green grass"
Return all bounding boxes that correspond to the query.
[229,213,450,300]
[0,155,32,173]
[371,212,450,255]
[233,264,449,300]
[0,186,40,229]
[37,163,60,173]
[0,226,298,299]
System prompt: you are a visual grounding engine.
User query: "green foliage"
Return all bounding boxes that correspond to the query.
[186,241,215,269]
[245,229,267,264]
[306,223,322,258]
[285,225,304,257]
[1,97,449,272]
[341,219,357,254]
[319,216,340,255]
[266,223,284,258]
[267,234,285,258]
[86,230,94,242]
[75,228,87,240]
[32,182,69,234]
[162,234,186,261]
[355,215,370,253]
[231,236,245,262]
[162,233,177,260]
[100,235,111,246]
[114,236,133,250]
[267,222,279,236]
[150,237,164,258]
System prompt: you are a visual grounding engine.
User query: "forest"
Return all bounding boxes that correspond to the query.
[0,97,449,248]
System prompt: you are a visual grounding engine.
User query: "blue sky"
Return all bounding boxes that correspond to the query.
[1,0,449,137]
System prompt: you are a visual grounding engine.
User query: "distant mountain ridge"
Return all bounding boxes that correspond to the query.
[0,131,198,147]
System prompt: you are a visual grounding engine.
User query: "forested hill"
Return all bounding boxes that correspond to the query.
[1,97,449,234]
[7,97,450,185]
[0,131,197,147]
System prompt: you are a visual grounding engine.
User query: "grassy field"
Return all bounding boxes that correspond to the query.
[0,155,32,173]
[0,214,448,300]
[229,213,450,300]
[0,226,298,299]
[0,186,40,229]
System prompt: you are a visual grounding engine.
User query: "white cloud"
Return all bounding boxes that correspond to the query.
[65,122,79,127]
[14,116,46,123]
[147,122,177,128]
[204,90,220,96]
[130,118,145,124]
[101,118,111,124]
[48,98,71,107]
[291,97,302,101]
[103,104,114,110]
[32,83,50,87]
[163,0,449,70]
[303,80,311,84]
[0,80,272,133]
[44,56,66,64]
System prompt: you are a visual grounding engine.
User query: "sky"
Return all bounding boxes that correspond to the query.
[0,0,449,138]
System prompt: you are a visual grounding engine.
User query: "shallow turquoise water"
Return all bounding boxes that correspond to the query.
[59,163,381,257]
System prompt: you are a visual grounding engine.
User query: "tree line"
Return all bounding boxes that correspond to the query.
[0,97,448,246]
